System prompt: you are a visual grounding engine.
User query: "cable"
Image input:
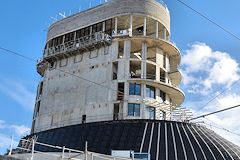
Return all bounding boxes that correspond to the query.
[189,104,240,121]
[175,0,240,42]
[200,79,240,109]
[0,47,36,62]
[203,117,240,137]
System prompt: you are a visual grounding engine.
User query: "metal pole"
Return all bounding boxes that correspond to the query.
[31,139,35,160]
[62,146,65,160]
[85,141,88,160]
[8,136,13,155]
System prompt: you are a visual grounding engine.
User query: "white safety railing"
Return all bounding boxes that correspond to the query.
[9,138,132,160]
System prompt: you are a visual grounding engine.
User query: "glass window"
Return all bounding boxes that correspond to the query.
[146,106,155,120]
[146,85,155,99]
[129,83,141,96]
[128,103,140,117]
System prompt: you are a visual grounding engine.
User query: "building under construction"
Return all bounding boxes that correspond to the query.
[6,0,240,160]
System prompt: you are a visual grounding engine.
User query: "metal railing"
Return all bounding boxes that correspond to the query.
[44,31,112,59]
[9,138,132,160]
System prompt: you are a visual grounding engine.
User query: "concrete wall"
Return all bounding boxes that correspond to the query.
[47,0,170,41]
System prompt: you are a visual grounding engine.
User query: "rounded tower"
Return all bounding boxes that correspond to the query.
[14,1,240,160]
[33,0,184,133]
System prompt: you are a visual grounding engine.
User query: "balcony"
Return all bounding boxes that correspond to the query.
[44,31,112,60]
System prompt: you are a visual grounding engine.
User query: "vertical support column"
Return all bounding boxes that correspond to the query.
[142,42,147,79]
[163,28,167,40]
[124,40,131,79]
[115,17,118,35]
[90,26,92,35]
[156,21,159,38]
[73,31,77,41]
[102,21,106,32]
[143,17,147,37]
[129,15,133,37]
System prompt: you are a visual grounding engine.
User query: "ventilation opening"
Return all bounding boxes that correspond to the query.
[82,115,86,124]
[117,83,124,101]
[118,41,124,58]
[112,62,118,80]
[160,90,166,102]
[160,69,166,83]
[113,103,120,120]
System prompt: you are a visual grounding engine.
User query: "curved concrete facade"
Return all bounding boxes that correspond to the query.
[32,0,184,133]
[47,0,170,41]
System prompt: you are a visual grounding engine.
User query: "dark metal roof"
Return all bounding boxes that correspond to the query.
[19,120,240,160]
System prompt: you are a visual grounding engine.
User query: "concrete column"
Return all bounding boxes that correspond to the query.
[144,17,147,37]
[124,40,131,79]
[90,26,92,34]
[156,21,159,38]
[115,17,118,35]
[102,21,106,32]
[129,15,133,37]
[163,28,167,40]
[74,31,77,41]
[142,42,147,79]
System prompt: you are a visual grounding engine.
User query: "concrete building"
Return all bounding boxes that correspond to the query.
[7,0,240,160]
[33,0,184,134]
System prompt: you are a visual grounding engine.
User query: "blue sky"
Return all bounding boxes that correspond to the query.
[0,0,240,155]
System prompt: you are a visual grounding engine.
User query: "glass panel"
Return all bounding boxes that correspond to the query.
[128,103,140,117]
[135,84,141,95]
[146,106,155,120]
[146,85,155,99]
[135,104,140,117]
[128,103,134,116]
[129,83,141,96]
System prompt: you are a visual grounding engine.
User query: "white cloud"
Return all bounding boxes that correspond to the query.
[181,42,240,94]
[0,120,30,155]
[181,42,240,146]
[10,125,30,137]
[0,78,35,111]
[188,89,240,146]
[0,134,18,154]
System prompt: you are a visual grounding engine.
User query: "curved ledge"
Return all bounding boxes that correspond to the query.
[123,36,181,66]
[47,0,170,41]
[128,78,185,106]
[168,70,182,86]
